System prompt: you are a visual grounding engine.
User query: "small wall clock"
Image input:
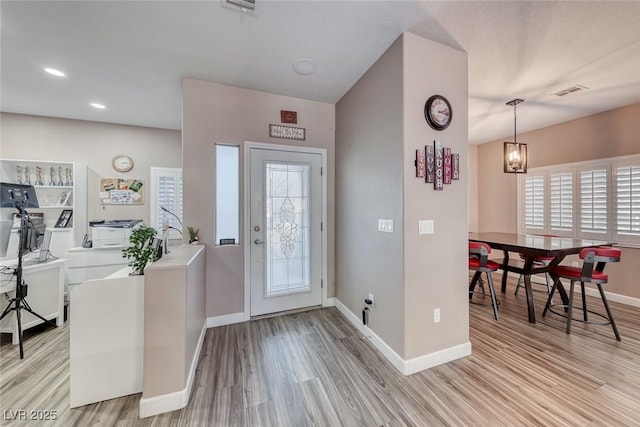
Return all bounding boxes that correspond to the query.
[112,154,134,172]
[424,95,452,131]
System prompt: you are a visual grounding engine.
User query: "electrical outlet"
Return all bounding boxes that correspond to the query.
[433,308,441,323]
[368,293,375,308]
[378,219,394,233]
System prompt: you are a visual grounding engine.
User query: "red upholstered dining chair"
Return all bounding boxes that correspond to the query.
[542,246,621,341]
[469,242,500,320]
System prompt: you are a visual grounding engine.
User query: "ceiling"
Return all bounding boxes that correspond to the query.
[2,1,639,145]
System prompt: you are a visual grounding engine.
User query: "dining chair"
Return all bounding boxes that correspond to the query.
[469,242,500,320]
[542,246,621,340]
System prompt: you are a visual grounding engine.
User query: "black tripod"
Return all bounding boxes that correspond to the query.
[0,202,56,359]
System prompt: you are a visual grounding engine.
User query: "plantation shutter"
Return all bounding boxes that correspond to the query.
[550,172,573,232]
[615,165,640,241]
[580,169,607,234]
[524,175,545,230]
[151,167,183,238]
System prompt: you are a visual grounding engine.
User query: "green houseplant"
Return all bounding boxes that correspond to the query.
[122,225,158,275]
[187,226,199,244]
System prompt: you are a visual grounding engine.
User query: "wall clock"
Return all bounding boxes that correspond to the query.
[112,154,134,172]
[424,95,452,131]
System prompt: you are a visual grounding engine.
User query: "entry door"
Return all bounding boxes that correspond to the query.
[249,148,322,316]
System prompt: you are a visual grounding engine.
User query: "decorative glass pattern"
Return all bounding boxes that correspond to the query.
[265,162,310,297]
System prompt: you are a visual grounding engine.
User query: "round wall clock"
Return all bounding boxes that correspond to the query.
[424,95,452,131]
[112,154,134,172]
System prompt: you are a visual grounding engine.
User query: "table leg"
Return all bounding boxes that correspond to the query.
[501,250,510,292]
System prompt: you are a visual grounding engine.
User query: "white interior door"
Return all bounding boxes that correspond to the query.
[249,148,322,316]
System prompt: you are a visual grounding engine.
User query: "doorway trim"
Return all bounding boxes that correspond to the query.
[243,141,328,318]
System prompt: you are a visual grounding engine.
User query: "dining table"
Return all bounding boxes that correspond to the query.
[468,232,614,323]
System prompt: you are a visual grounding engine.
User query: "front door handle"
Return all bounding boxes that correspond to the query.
[254,238,264,245]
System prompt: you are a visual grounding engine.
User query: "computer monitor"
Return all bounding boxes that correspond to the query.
[0,183,39,208]
[20,223,46,254]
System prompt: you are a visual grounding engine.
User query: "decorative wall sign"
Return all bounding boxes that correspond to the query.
[415,149,426,178]
[269,124,305,141]
[415,140,461,190]
[280,110,298,124]
[99,178,144,205]
[434,140,444,190]
[452,154,460,180]
[443,147,452,184]
[426,145,435,183]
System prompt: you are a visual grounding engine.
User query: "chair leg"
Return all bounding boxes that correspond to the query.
[566,280,576,335]
[514,274,523,295]
[542,278,559,317]
[485,272,499,321]
[580,282,588,321]
[469,271,482,299]
[597,284,621,341]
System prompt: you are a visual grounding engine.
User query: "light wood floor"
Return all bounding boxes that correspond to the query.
[2,276,640,426]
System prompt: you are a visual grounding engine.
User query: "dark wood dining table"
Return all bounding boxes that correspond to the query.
[468,232,613,323]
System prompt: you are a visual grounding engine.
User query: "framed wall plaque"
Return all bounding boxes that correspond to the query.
[269,124,305,141]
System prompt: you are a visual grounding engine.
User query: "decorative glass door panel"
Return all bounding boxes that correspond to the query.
[265,163,311,297]
[249,148,322,316]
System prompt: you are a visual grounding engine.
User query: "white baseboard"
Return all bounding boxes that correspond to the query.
[334,299,471,376]
[323,297,336,307]
[206,311,248,328]
[139,321,207,418]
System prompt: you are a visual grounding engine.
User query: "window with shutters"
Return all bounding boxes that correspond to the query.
[518,155,640,247]
[580,167,607,236]
[614,163,640,244]
[550,172,573,233]
[523,175,545,230]
[150,167,183,239]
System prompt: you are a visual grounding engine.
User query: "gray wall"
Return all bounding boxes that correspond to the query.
[335,37,405,354]
[181,78,336,318]
[1,112,181,241]
[402,33,469,359]
[336,33,469,360]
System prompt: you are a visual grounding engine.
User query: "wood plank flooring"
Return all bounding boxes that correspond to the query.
[2,276,640,426]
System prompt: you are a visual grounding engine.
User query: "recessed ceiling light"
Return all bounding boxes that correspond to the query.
[90,103,106,109]
[293,59,316,76]
[44,67,65,77]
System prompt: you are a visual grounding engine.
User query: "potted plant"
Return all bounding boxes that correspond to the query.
[122,225,158,275]
[187,226,199,244]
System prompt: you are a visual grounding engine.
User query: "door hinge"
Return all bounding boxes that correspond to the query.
[321,222,323,231]
[320,167,323,176]
[321,279,323,289]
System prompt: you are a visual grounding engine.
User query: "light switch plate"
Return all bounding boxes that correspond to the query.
[419,220,434,234]
[378,219,394,233]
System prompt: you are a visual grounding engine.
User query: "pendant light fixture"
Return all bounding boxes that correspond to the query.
[503,98,527,174]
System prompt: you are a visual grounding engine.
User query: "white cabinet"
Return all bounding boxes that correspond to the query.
[0,258,66,345]
[67,247,129,287]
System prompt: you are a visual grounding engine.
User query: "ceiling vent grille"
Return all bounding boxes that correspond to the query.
[225,0,255,11]
[554,85,589,97]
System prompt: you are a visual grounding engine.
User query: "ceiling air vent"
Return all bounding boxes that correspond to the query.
[225,0,255,11]
[554,85,589,97]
